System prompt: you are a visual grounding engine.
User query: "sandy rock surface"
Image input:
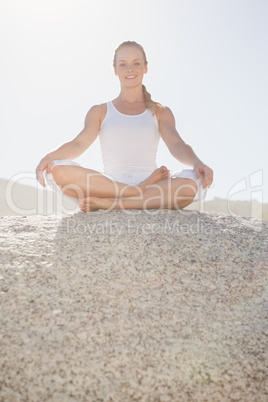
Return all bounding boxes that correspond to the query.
[0,210,267,402]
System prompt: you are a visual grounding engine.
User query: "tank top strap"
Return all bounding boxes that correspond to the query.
[107,101,117,118]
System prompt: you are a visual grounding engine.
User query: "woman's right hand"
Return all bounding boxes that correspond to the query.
[35,155,54,187]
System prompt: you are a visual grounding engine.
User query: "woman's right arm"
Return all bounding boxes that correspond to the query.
[36,105,103,187]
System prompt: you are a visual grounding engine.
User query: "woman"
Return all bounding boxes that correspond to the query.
[36,41,213,212]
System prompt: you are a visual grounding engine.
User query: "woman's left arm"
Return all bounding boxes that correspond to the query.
[158,106,213,189]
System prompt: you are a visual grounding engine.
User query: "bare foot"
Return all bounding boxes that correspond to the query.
[79,197,114,212]
[139,166,170,191]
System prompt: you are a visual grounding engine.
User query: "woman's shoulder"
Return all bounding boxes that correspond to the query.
[155,105,174,124]
[84,103,107,126]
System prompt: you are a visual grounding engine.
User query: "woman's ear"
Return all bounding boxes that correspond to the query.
[145,62,148,74]
[114,67,118,76]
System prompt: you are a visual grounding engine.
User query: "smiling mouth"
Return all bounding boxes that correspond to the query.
[125,76,137,79]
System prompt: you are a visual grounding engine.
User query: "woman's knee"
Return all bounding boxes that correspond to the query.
[179,197,195,209]
[51,165,67,185]
[173,179,197,208]
[173,178,198,198]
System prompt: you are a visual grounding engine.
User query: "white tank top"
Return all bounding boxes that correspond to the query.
[98,101,161,184]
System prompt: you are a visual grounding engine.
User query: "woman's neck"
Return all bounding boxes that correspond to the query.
[117,86,144,104]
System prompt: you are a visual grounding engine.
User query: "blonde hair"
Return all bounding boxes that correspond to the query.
[113,41,164,114]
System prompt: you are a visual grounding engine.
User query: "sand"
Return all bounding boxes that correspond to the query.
[0,210,267,401]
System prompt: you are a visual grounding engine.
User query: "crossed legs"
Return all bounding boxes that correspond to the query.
[51,164,197,212]
[51,165,170,198]
[79,178,197,211]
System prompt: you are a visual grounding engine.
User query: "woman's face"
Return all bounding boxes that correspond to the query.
[114,46,148,87]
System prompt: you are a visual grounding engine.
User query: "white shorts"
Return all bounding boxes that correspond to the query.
[45,160,207,203]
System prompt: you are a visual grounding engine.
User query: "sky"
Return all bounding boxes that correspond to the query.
[0,0,267,203]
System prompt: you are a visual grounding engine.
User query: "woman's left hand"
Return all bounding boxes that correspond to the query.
[194,163,214,189]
